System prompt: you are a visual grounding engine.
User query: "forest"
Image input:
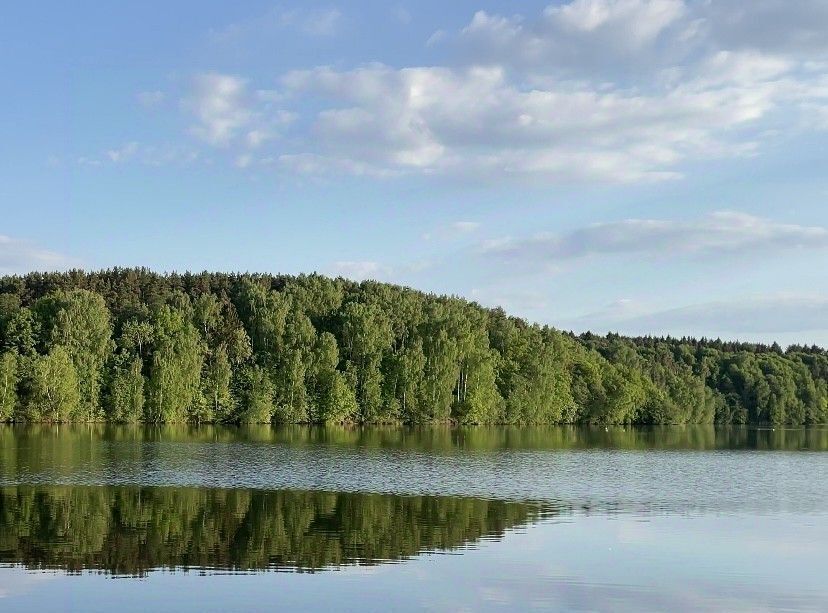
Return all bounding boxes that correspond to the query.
[0,268,825,425]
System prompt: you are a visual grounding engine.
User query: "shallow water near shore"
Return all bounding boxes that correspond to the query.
[1,425,826,611]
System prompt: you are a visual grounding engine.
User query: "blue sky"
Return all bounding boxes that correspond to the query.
[2,0,828,346]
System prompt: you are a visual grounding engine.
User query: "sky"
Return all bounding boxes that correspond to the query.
[2,0,828,346]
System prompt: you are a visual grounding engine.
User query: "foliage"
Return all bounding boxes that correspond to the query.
[107,356,144,423]
[36,289,114,420]
[0,351,17,420]
[0,269,825,424]
[25,346,81,422]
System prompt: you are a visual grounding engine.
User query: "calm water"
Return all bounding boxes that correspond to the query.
[0,425,826,611]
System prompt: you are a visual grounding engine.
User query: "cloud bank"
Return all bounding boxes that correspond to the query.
[167,0,828,183]
[484,212,828,262]
[564,295,828,337]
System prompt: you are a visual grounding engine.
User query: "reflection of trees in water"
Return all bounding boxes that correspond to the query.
[0,424,828,468]
[2,425,826,474]
[0,486,544,575]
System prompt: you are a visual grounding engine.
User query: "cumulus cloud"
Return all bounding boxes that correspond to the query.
[184,73,295,148]
[185,73,253,145]
[454,0,828,76]
[458,0,688,74]
[0,236,77,274]
[484,211,828,262]
[272,21,828,181]
[278,56,818,181]
[549,0,684,41]
[175,1,828,182]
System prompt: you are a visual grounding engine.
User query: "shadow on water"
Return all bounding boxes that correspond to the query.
[0,485,551,576]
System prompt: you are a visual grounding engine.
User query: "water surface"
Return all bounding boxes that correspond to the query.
[0,425,826,611]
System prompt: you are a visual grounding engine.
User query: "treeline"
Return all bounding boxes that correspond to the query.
[0,485,538,574]
[0,269,825,425]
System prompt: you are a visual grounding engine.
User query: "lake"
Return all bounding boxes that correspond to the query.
[1,425,826,611]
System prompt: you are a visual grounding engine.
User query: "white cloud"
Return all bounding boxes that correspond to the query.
[456,1,689,76]
[183,73,295,149]
[185,73,253,146]
[454,1,828,76]
[244,111,297,148]
[0,236,77,274]
[278,55,821,181]
[484,211,828,262]
[548,0,685,42]
[328,260,390,281]
[176,1,828,182]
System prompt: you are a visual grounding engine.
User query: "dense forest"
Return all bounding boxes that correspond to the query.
[0,485,539,574]
[0,269,825,425]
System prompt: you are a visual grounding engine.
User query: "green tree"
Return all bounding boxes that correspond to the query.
[273,306,316,422]
[201,346,233,421]
[0,350,18,420]
[238,365,274,423]
[2,307,38,356]
[37,289,114,420]
[26,347,80,422]
[309,332,357,422]
[108,355,145,422]
[341,301,393,422]
[120,319,154,359]
[146,305,203,422]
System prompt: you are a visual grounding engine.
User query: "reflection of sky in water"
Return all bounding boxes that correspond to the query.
[1,513,826,612]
